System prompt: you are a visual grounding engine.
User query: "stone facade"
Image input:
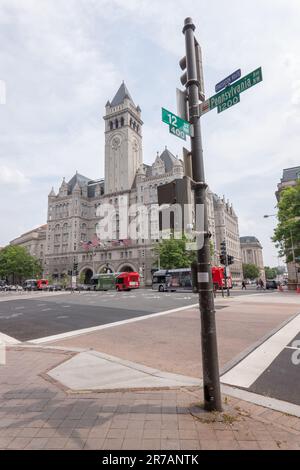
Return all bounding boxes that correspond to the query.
[10,83,242,286]
[213,195,243,284]
[240,236,265,282]
[10,225,47,269]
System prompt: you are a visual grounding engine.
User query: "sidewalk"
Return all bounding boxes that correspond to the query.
[1,293,300,450]
[1,344,300,450]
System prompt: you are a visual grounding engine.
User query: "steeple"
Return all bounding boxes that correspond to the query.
[110,82,135,107]
[103,81,143,195]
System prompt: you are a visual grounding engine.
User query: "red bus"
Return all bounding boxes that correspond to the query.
[115,272,140,291]
[37,279,49,290]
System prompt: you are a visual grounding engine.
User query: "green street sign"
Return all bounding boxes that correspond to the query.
[162,107,191,136]
[209,67,262,111]
[217,94,240,113]
[169,125,186,140]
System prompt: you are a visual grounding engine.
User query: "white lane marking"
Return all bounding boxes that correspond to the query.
[221,384,300,419]
[41,308,52,312]
[0,331,20,344]
[1,312,24,320]
[37,304,47,307]
[14,306,25,310]
[56,316,69,319]
[30,303,198,344]
[221,313,300,388]
[285,346,300,350]
[62,305,71,308]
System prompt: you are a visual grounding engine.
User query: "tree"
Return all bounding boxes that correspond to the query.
[0,245,42,283]
[154,236,196,269]
[264,266,278,280]
[273,181,300,263]
[242,263,260,280]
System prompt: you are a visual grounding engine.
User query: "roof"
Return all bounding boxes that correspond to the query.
[110,82,135,107]
[67,173,92,194]
[159,148,180,173]
[240,236,261,245]
[281,166,300,183]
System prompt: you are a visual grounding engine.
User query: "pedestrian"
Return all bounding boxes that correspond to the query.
[259,279,265,290]
[242,280,246,290]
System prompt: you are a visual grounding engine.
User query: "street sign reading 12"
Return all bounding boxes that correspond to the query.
[162,108,191,136]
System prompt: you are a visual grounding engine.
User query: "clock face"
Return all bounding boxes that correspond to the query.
[111,136,121,150]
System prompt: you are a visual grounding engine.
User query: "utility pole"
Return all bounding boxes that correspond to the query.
[180,17,222,411]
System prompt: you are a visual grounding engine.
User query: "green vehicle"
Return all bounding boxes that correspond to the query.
[96,273,117,291]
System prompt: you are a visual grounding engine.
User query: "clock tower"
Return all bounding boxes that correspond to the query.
[104,82,143,194]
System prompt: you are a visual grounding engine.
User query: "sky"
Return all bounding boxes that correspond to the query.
[0,0,300,266]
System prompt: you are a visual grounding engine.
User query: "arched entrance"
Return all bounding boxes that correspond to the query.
[98,264,114,274]
[117,264,136,273]
[80,268,93,284]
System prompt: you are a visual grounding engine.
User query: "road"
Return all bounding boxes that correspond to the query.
[1,287,299,412]
[0,287,279,343]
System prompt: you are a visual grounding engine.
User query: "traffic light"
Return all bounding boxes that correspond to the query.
[73,262,78,275]
[68,270,72,276]
[179,39,205,102]
[227,255,234,265]
[220,240,227,265]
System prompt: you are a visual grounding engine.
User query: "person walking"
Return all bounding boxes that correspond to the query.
[242,280,246,290]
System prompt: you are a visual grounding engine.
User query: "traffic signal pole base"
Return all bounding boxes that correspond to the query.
[190,401,239,422]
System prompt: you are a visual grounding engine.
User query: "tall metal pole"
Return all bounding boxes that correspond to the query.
[182,17,222,411]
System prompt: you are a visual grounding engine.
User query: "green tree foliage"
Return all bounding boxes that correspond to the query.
[242,263,260,280]
[154,237,196,269]
[264,266,278,279]
[273,181,300,263]
[0,245,42,282]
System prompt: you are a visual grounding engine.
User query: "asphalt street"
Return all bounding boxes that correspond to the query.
[0,287,279,342]
[0,290,199,342]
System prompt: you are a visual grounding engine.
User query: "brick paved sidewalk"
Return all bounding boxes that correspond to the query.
[0,346,300,450]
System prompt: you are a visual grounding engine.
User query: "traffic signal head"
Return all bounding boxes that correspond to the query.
[220,240,227,256]
[220,254,226,265]
[227,255,234,265]
[179,40,205,101]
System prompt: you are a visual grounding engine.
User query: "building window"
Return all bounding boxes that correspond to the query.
[110,121,113,130]
[120,117,124,127]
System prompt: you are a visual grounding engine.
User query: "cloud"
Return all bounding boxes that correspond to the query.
[0,165,29,186]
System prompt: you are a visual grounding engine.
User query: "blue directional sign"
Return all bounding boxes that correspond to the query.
[215,69,241,93]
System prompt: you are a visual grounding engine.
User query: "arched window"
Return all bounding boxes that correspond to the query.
[110,121,113,130]
[120,117,124,127]
[115,119,119,128]
[130,118,133,127]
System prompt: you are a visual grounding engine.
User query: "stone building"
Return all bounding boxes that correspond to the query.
[10,225,47,270]
[213,195,243,284]
[10,83,242,286]
[240,236,265,282]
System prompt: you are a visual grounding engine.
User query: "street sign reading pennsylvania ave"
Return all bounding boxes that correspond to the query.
[210,67,263,113]
[215,69,241,93]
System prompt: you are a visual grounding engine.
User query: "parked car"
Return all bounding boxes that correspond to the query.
[266,280,278,289]
[47,284,62,291]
